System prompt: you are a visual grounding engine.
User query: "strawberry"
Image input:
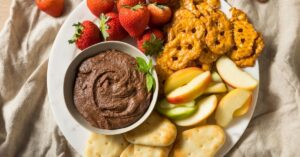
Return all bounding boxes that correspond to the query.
[69,21,102,50]
[99,12,128,41]
[149,0,169,4]
[148,3,172,26]
[137,29,164,55]
[35,0,64,17]
[119,4,150,38]
[87,0,114,17]
[117,0,146,11]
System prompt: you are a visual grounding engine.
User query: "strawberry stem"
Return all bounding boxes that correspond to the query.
[142,34,164,56]
[122,4,143,11]
[99,14,110,41]
[68,22,84,44]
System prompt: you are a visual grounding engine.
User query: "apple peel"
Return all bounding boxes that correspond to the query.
[167,71,211,104]
[216,56,258,90]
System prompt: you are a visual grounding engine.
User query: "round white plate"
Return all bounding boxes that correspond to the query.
[47,1,259,156]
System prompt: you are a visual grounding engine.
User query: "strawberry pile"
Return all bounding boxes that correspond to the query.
[68,0,173,55]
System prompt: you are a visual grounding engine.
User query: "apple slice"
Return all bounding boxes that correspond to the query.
[157,107,197,120]
[215,88,252,127]
[216,56,258,90]
[164,67,203,94]
[211,71,223,82]
[174,95,218,126]
[158,99,195,109]
[204,82,227,94]
[167,71,211,104]
[233,96,252,117]
[156,100,197,120]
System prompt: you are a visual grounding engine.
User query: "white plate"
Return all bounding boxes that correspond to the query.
[47,1,259,156]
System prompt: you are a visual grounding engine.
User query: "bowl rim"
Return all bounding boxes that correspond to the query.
[63,41,159,135]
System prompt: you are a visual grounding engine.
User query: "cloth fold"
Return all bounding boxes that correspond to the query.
[0,0,299,157]
[0,0,81,157]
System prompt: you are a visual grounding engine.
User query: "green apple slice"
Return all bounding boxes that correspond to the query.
[157,106,197,120]
[174,95,218,126]
[157,99,197,120]
[158,99,195,109]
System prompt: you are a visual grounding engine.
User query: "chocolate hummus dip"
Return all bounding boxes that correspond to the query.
[73,50,152,129]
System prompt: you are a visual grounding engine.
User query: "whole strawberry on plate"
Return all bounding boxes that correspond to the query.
[87,0,115,17]
[148,3,172,26]
[99,12,128,41]
[68,21,102,50]
[119,4,150,38]
[137,28,164,55]
[117,0,146,11]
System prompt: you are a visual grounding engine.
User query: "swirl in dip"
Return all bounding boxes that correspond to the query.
[73,50,152,129]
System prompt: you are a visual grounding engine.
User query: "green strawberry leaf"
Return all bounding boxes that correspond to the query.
[131,4,143,10]
[68,22,84,44]
[99,14,110,41]
[146,73,154,92]
[122,5,131,8]
[123,4,143,11]
[142,34,164,56]
[136,57,149,73]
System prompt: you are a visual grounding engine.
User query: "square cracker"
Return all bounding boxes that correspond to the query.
[121,144,172,157]
[84,133,129,157]
[124,112,177,147]
[120,144,134,157]
[173,125,226,157]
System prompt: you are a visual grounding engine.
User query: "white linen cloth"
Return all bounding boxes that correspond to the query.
[0,0,299,156]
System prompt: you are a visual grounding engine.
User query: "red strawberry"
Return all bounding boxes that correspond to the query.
[149,0,169,4]
[137,29,164,55]
[87,0,114,17]
[99,12,128,41]
[35,0,64,17]
[117,0,146,11]
[119,4,150,38]
[69,21,102,50]
[148,3,172,26]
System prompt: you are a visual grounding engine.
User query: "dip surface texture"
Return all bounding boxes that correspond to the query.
[73,50,152,129]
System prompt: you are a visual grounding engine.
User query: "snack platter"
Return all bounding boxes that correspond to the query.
[47,0,262,157]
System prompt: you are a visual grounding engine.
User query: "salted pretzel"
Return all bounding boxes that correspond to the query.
[182,0,202,17]
[206,0,220,8]
[167,18,206,42]
[173,8,196,24]
[197,3,233,55]
[158,33,203,71]
[199,46,220,64]
[182,0,220,17]
[228,8,264,67]
[164,8,196,41]
[229,8,259,60]
[234,33,264,67]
